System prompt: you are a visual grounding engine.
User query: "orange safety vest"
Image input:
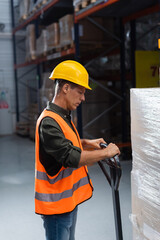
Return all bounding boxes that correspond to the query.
[35,109,93,215]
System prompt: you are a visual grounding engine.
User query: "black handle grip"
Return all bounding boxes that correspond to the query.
[100,142,108,148]
[99,142,120,168]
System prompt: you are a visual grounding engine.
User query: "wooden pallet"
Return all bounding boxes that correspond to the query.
[26,0,52,18]
[75,0,97,12]
[45,42,73,56]
[45,45,61,56]
[60,42,74,51]
[31,0,49,13]
[46,43,75,60]
[18,14,28,23]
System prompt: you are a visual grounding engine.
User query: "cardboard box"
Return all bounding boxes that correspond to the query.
[36,29,47,56]
[46,22,60,49]
[25,24,36,61]
[19,0,30,21]
[59,14,74,47]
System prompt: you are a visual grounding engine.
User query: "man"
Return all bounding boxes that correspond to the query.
[35,60,120,240]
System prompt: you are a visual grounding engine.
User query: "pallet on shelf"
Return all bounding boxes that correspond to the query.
[46,42,74,58]
[45,46,61,56]
[60,42,74,51]
[74,0,98,12]
[19,0,30,22]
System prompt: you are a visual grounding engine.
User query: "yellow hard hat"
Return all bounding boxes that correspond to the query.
[49,60,92,90]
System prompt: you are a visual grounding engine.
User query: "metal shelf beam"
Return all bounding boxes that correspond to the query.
[75,0,118,22]
[123,3,159,23]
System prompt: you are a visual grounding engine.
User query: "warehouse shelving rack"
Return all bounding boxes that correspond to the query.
[11,0,159,144]
[10,0,75,126]
[74,0,159,150]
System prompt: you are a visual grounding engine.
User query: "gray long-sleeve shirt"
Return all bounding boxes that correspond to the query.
[39,102,81,177]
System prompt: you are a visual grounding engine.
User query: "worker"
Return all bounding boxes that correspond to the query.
[35,60,120,240]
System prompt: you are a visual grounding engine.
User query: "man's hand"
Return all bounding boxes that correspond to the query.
[104,143,120,158]
[79,141,120,167]
[81,138,106,150]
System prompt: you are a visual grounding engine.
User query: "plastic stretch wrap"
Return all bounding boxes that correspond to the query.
[59,14,74,47]
[130,88,160,240]
[25,24,36,61]
[36,30,47,56]
[46,22,60,49]
[19,0,30,21]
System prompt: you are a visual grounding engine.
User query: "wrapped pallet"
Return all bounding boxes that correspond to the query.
[25,24,36,61]
[130,88,160,240]
[32,0,47,12]
[36,30,47,57]
[46,22,60,50]
[59,14,74,47]
[28,0,35,15]
[73,0,81,12]
[73,0,97,12]
[19,0,30,21]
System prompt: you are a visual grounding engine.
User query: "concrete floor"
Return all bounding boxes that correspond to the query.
[0,135,132,240]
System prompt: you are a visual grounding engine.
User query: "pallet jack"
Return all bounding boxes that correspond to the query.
[99,143,123,240]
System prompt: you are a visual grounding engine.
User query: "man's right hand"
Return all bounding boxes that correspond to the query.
[103,143,120,159]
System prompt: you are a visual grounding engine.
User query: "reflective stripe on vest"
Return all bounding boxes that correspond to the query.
[36,168,75,184]
[35,176,89,202]
[35,109,93,215]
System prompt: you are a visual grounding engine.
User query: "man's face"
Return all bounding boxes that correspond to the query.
[65,85,86,111]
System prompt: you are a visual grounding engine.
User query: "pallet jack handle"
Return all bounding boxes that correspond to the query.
[98,143,123,240]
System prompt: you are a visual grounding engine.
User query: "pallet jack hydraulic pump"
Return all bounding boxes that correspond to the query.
[99,143,123,240]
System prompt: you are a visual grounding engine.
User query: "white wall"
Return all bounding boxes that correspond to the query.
[0,0,15,134]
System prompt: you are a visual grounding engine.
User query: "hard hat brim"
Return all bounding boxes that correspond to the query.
[49,76,92,90]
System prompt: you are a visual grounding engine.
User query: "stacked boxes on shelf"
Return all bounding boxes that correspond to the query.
[26,23,60,59]
[130,88,160,240]
[19,0,50,20]
[73,0,98,12]
[31,15,74,58]
[73,0,81,12]
[32,0,48,11]
[25,24,36,61]
[19,0,30,21]
[36,29,48,57]
[59,14,74,48]
[46,22,60,51]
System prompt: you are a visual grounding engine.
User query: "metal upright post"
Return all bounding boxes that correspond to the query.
[74,22,80,62]
[11,0,19,122]
[74,21,83,137]
[120,18,127,144]
[130,20,136,88]
[35,19,42,114]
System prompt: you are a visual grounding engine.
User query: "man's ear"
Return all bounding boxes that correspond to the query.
[63,83,69,93]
